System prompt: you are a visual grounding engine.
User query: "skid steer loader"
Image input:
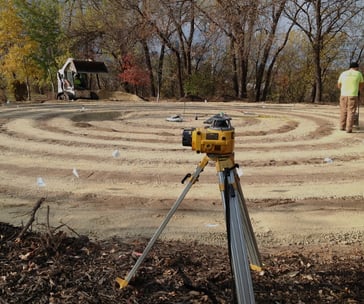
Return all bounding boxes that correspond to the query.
[57,58,108,100]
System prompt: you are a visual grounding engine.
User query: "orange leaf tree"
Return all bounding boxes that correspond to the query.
[119,54,150,95]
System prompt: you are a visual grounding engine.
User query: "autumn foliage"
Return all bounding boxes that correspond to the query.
[119,54,150,89]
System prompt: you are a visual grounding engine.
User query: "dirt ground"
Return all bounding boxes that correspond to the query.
[0,99,363,302]
[0,100,363,245]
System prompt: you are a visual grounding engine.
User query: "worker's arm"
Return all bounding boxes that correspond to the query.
[359,81,364,91]
[359,85,364,104]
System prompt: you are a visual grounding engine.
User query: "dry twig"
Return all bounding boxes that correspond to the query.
[16,197,46,241]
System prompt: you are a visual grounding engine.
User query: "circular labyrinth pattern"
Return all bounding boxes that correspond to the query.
[0,101,363,244]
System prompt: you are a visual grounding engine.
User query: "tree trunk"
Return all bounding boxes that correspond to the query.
[255,0,287,101]
[175,52,184,98]
[262,58,276,101]
[157,44,165,100]
[142,40,156,97]
[310,83,316,103]
[255,62,265,101]
[239,51,248,99]
[26,77,31,101]
[313,47,322,102]
[185,1,194,76]
[231,39,239,97]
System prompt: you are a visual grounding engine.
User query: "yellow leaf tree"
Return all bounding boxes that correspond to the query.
[0,0,42,101]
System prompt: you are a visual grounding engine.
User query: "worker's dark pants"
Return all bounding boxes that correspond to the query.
[340,96,358,132]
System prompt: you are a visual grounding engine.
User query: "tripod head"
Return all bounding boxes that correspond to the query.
[182,113,235,155]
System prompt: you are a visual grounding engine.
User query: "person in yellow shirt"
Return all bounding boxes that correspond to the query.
[337,62,364,133]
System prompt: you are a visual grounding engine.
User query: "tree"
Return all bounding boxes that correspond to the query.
[284,0,364,103]
[0,0,41,100]
[214,0,259,98]
[253,0,292,101]
[196,0,264,99]
[119,53,150,95]
[0,0,64,99]
[337,9,364,64]
[271,30,313,102]
[125,0,198,98]
[15,0,64,95]
[78,0,157,93]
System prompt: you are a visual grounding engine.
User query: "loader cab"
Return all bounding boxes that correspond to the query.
[57,58,108,100]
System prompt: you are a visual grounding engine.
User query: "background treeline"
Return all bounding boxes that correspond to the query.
[0,0,363,103]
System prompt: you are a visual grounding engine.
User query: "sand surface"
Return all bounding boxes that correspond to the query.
[0,100,363,250]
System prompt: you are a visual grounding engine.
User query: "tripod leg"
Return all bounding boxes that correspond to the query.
[116,155,210,288]
[216,157,261,267]
[218,169,256,304]
[232,168,262,267]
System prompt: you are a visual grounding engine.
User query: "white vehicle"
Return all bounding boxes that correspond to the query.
[57,58,108,100]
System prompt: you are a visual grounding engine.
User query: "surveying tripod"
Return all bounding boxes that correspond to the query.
[116,153,262,304]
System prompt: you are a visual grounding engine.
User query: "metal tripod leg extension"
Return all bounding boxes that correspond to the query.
[215,154,261,304]
[116,155,210,288]
[215,155,261,266]
[232,166,262,267]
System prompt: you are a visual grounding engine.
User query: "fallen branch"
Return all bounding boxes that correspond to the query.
[59,222,81,237]
[16,197,46,241]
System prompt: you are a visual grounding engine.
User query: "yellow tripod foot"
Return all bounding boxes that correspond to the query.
[115,277,129,289]
[250,264,262,272]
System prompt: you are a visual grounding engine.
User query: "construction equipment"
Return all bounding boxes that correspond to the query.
[116,113,261,304]
[57,58,108,100]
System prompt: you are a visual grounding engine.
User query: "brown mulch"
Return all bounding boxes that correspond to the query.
[0,222,363,304]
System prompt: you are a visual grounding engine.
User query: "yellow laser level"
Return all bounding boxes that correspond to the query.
[182,113,234,154]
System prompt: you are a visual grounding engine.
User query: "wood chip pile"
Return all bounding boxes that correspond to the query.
[1,222,363,304]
